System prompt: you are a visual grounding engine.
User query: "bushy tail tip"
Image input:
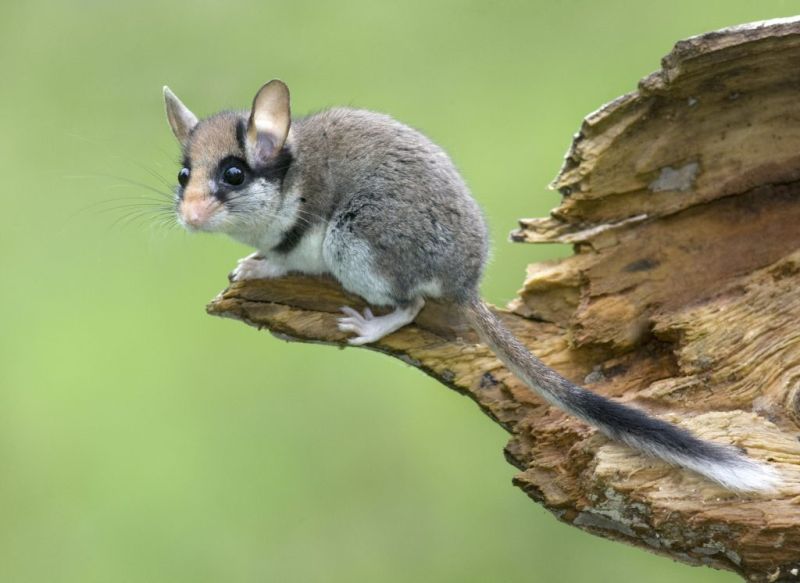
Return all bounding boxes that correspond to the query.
[689,454,781,493]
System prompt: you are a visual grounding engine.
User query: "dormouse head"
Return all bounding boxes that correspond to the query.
[163,80,293,235]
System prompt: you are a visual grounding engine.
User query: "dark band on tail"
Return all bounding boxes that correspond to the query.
[462,297,777,492]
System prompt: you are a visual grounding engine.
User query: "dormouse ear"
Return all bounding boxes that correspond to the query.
[163,86,198,146]
[246,80,291,168]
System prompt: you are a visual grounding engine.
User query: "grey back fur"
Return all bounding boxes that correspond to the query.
[289,108,489,306]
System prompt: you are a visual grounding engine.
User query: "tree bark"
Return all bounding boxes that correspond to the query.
[207,17,800,582]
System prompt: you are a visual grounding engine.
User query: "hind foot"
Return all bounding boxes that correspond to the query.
[337,298,424,345]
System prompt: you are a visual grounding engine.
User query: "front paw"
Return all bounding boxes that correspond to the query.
[229,253,288,282]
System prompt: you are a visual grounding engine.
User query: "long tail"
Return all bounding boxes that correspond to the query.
[463,298,779,493]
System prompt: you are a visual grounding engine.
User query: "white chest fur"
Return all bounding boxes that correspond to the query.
[262,222,329,275]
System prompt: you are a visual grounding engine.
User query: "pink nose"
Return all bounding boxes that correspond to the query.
[181,198,215,228]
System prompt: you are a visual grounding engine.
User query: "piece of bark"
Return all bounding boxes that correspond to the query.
[208,17,800,582]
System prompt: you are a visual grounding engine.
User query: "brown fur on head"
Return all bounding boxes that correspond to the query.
[162,81,294,236]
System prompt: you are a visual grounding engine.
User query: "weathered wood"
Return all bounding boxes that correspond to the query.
[208,17,800,582]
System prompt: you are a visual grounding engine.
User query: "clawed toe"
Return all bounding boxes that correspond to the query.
[337,306,380,344]
[338,306,373,321]
[336,319,358,333]
[229,254,288,281]
[337,300,423,346]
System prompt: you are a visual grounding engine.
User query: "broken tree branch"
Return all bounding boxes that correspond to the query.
[208,17,800,582]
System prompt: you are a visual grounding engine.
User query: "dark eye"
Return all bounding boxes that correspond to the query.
[222,165,245,186]
[178,167,190,187]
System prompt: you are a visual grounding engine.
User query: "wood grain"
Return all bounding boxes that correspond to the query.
[208,17,800,582]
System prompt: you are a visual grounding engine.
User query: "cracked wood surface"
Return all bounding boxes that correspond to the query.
[207,17,800,582]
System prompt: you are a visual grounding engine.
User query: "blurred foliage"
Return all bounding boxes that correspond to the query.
[0,1,794,581]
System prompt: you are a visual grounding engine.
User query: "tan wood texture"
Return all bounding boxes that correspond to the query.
[208,17,800,581]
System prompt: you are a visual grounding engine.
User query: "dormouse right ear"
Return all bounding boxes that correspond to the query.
[246,80,291,168]
[163,86,198,146]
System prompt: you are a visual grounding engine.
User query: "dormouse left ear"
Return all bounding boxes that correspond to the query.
[246,79,291,168]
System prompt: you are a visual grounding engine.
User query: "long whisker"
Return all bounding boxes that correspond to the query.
[109,208,172,230]
[224,189,331,224]
[225,208,314,228]
[105,176,175,200]
[132,161,175,190]
[223,201,316,223]
[71,173,176,200]
[82,189,177,233]
[61,135,185,232]
[78,197,175,219]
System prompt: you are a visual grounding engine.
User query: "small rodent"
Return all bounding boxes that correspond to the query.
[163,80,778,493]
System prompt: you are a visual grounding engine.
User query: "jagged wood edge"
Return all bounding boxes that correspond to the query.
[206,17,800,583]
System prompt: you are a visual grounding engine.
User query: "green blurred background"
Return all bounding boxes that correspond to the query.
[0,1,794,581]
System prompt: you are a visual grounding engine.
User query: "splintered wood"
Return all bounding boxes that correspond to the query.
[208,17,800,582]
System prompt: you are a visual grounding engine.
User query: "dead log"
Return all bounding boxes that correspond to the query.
[207,17,800,582]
